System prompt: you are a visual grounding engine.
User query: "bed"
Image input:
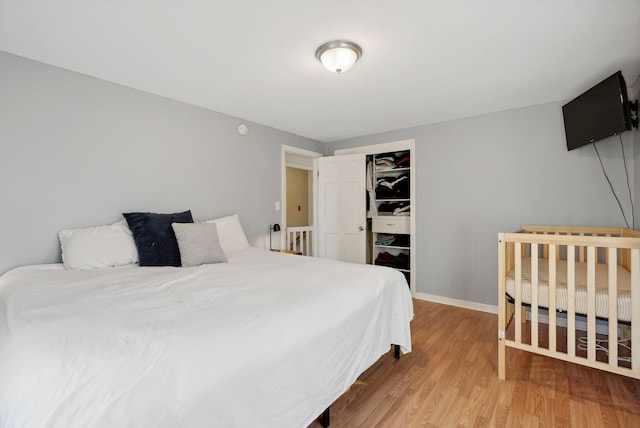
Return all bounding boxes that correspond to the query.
[0,243,413,427]
[498,225,640,381]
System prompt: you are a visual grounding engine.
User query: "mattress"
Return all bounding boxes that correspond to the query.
[0,248,413,428]
[505,256,632,322]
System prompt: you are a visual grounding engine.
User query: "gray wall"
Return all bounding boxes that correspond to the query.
[0,51,322,274]
[326,103,635,306]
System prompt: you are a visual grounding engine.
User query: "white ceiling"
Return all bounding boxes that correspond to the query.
[1,1,639,142]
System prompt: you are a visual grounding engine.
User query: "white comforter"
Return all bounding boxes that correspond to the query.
[0,248,413,428]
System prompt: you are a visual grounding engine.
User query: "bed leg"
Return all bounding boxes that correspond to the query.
[394,344,400,359]
[319,406,330,427]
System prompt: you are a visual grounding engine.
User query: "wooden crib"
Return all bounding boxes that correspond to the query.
[498,226,640,380]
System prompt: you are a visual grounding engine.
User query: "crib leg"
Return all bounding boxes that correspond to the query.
[394,344,400,359]
[498,297,508,380]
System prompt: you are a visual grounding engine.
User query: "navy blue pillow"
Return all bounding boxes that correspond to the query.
[123,210,194,267]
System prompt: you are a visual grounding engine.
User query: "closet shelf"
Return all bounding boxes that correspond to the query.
[375,167,410,173]
[374,244,410,250]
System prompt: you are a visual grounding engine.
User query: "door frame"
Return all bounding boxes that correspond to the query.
[281,145,323,252]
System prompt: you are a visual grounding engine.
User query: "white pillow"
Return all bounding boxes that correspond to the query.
[59,221,139,269]
[204,214,250,254]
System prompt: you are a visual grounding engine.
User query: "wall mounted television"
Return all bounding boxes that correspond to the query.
[562,71,634,151]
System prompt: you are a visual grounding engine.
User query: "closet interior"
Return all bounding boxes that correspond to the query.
[367,149,412,286]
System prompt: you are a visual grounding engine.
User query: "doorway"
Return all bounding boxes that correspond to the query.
[281,145,322,255]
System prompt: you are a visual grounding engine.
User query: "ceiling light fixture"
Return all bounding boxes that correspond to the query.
[315,40,362,74]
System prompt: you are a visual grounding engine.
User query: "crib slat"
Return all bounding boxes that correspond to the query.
[587,246,596,362]
[632,249,640,371]
[567,245,576,358]
[515,244,522,344]
[531,244,539,349]
[579,233,585,262]
[608,247,618,367]
[548,245,557,352]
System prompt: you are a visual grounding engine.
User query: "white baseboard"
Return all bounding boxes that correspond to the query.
[414,292,498,314]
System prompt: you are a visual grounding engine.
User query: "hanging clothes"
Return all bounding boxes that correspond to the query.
[366,160,377,218]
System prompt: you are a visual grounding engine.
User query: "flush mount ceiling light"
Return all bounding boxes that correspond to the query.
[315,40,362,74]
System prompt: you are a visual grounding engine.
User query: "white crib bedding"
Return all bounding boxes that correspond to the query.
[0,247,413,428]
[505,256,632,322]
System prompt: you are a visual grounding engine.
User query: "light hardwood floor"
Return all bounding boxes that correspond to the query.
[309,299,640,427]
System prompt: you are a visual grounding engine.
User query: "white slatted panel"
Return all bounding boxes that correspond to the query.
[286,227,313,256]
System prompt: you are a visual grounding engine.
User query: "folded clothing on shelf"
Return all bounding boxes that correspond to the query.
[375,251,409,270]
[375,156,395,169]
[375,234,409,247]
[375,234,395,246]
[395,155,410,169]
[378,201,410,216]
[375,152,410,170]
[376,173,409,199]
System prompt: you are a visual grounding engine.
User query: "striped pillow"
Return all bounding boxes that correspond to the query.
[171,222,227,267]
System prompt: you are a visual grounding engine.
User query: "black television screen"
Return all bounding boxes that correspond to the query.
[562,71,632,151]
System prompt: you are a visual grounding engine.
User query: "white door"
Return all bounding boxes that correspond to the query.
[317,154,366,264]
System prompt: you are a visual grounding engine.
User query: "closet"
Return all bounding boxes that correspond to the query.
[370,150,412,286]
[326,139,415,295]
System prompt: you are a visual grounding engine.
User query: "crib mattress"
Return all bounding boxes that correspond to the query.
[505,257,632,322]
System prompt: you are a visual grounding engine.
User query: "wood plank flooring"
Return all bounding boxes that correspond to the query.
[308,299,640,427]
